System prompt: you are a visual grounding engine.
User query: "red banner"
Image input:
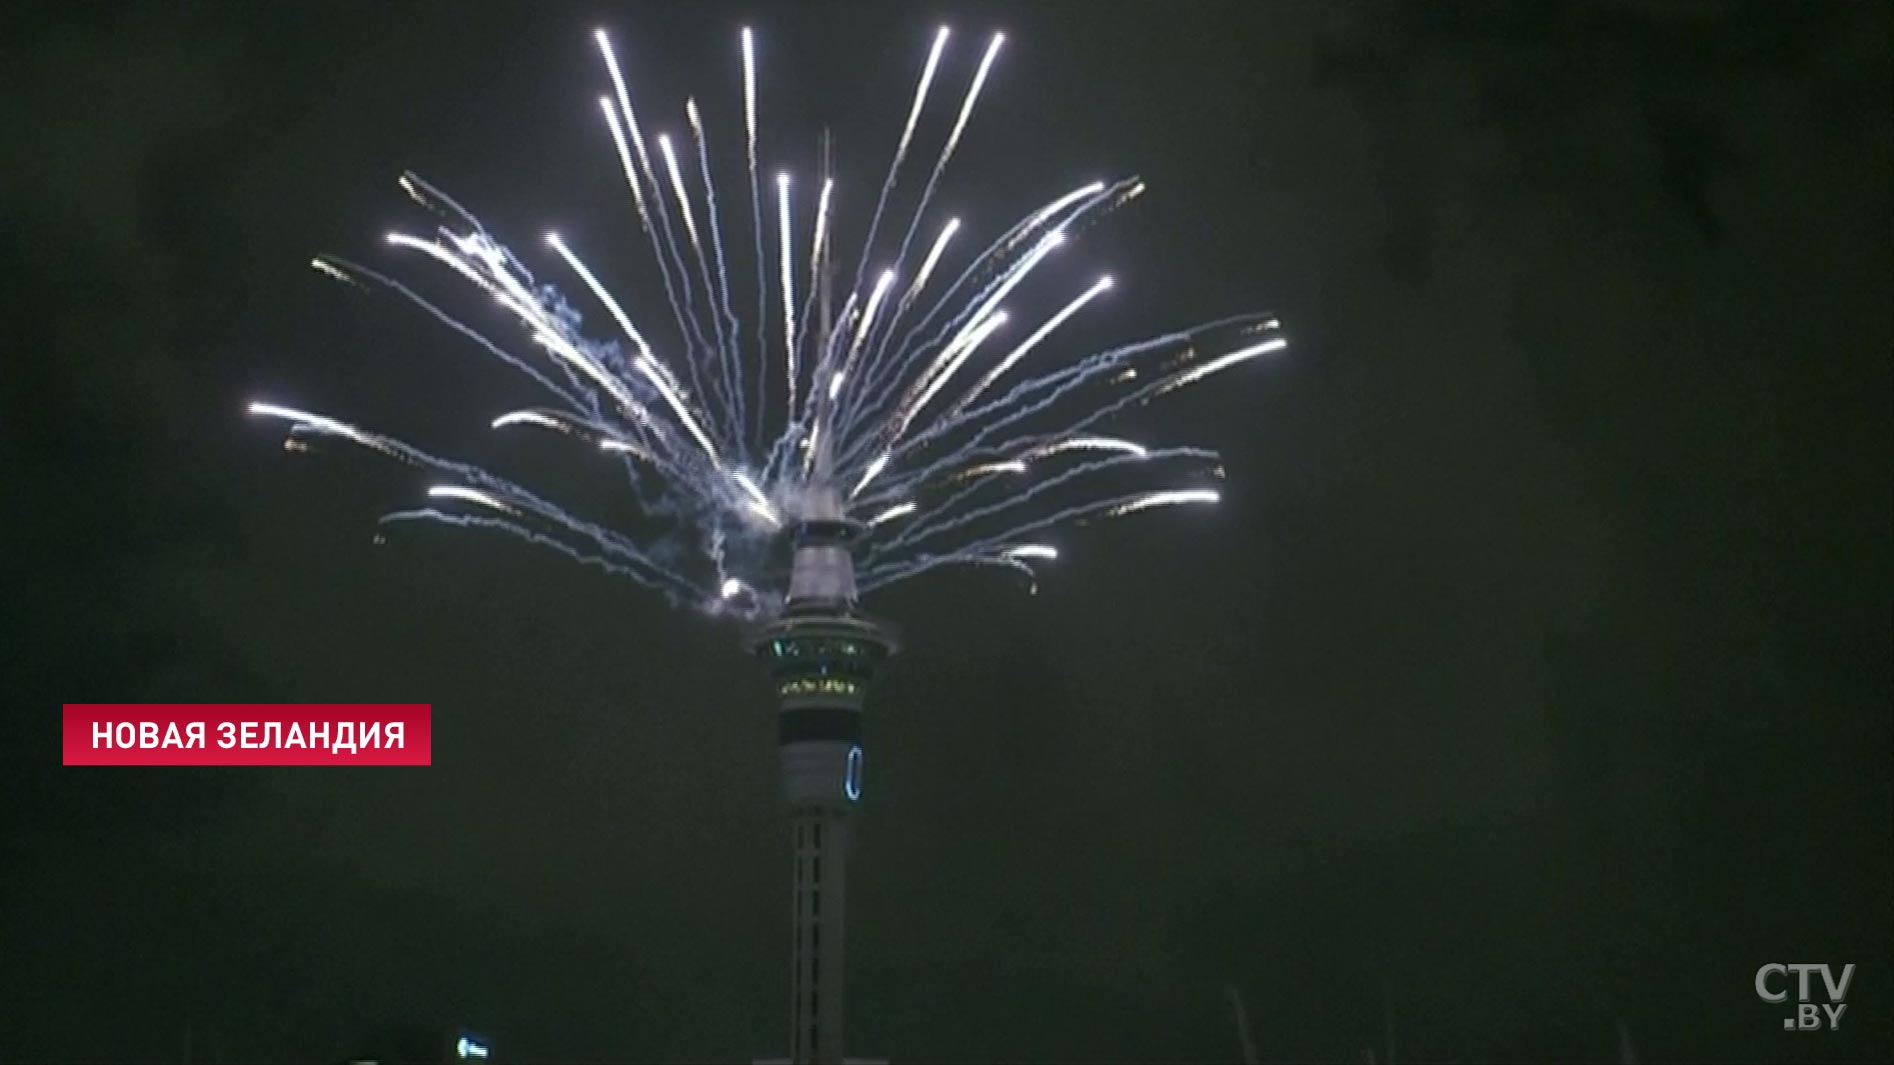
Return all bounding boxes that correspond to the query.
[62,704,432,766]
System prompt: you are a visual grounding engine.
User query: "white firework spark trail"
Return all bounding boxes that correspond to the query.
[597,48,719,420]
[882,32,1006,291]
[843,180,1121,437]
[1002,544,1058,560]
[742,27,769,448]
[848,26,951,308]
[686,98,748,449]
[776,171,798,426]
[249,24,1286,616]
[895,217,959,321]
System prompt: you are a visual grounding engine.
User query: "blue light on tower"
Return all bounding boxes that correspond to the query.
[844,745,863,801]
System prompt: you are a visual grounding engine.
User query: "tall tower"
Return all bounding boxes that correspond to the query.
[747,129,897,1065]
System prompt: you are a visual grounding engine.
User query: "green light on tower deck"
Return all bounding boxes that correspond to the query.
[777,677,861,697]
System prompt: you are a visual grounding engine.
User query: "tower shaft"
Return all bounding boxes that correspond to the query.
[789,807,848,1062]
[753,517,895,1064]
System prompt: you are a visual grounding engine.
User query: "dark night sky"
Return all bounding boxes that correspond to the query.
[3,2,1890,1062]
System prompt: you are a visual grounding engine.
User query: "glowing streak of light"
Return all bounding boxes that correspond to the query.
[686,95,743,376]
[868,501,918,526]
[956,460,1027,479]
[854,270,898,350]
[428,484,522,517]
[598,438,651,459]
[598,96,650,224]
[657,134,702,253]
[544,232,722,465]
[890,223,1064,401]
[247,401,423,469]
[1152,336,1288,396]
[392,172,484,227]
[732,472,781,526]
[740,28,757,162]
[248,402,378,448]
[851,453,890,498]
[1023,181,1105,232]
[385,233,502,296]
[594,30,654,177]
[838,269,896,384]
[467,252,654,439]
[900,310,1009,435]
[742,26,768,441]
[940,33,1006,177]
[491,410,568,432]
[544,232,658,358]
[311,258,356,285]
[1027,436,1148,459]
[809,177,834,294]
[411,229,569,344]
[528,326,662,438]
[902,217,959,307]
[776,173,797,416]
[897,28,952,171]
[1002,544,1058,560]
[962,228,1065,334]
[1105,488,1219,517]
[953,274,1112,416]
[854,26,951,286]
[465,236,575,338]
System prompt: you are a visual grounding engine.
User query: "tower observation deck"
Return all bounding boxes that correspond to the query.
[748,486,897,1065]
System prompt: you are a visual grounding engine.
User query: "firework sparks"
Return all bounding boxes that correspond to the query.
[491,410,572,433]
[249,24,1284,614]
[954,460,1028,480]
[867,501,918,527]
[1025,435,1148,460]
[1002,544,1058,560]
[1106,488,1219,517]
[428,484,522,517]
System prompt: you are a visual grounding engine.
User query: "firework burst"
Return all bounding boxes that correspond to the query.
[250,25,1286,617]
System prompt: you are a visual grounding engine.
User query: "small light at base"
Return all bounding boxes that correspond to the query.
[457,1036,490,1060]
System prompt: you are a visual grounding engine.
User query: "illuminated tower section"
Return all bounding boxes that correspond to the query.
[750,483,896,1065]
